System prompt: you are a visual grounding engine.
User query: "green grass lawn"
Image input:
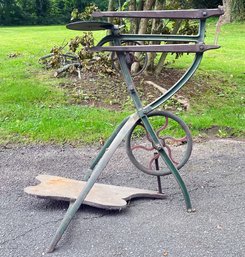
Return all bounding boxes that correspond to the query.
[0,22,244,145]
[167,21,245,138]
[0,26,128,144]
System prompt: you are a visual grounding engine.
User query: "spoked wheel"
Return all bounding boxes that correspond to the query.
[111,41,148,77]
[126,110,193,176]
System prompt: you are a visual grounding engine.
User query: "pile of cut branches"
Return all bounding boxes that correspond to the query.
[39,4,116,79]
[39,32,116,79]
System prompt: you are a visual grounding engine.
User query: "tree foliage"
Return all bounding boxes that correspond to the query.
[231,0,245,21]
[42,1,199,76]
[112,0,198,74]
[0,0,108,25]
[1,0,244,25]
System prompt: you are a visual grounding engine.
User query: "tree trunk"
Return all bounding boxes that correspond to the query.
[231,0,245,21]
[222,0,233,23]
[147,0,166,71]
[107,0,114,24]
[131,0,156,74]
[137,0,156,34]
[129,0,137,34]
[155,20,182,75]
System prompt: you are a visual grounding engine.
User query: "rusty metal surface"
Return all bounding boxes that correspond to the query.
[92,8,224,19]
[90,44,219,53]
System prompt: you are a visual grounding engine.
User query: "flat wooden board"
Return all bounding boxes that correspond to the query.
[25,175,166,210]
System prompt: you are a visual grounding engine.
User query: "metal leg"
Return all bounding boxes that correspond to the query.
[47,168,102,252]
[115,47,194,212]
[159,149,192,210]
[84,117,129,181]
[47,114,139,252]
[141,115,193,211]
[154,153,163,194]
[47,28,199,252]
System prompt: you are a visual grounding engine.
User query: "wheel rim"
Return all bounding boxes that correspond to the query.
[126,110,193,176]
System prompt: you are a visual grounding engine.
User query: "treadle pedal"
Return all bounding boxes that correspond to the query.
[25,175,166,210]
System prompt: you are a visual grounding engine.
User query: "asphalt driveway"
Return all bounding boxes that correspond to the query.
[0,139,244,257]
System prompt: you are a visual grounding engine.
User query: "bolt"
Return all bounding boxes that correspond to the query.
[199,45,204,51]
[154,143,162,151]
[203,11,207,16]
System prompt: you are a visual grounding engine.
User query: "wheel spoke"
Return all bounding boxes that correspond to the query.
[165,145,179,165]
[156,117,168,137]
[131,144,154,151]
[126,110,192,176]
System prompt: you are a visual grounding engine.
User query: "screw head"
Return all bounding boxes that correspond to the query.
[199,45,204,51]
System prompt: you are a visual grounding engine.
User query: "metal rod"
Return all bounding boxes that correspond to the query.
[141,115,192,210]
[116,42,193,211]
[92,8,224,19]
[91,44,219,53]
[89,117,129,170]
[154,153,162,194]
[97,34,200,47]
[47,114,139,252]
[145,53,203,113]
[157,176,162,194]
[84,116,129,181]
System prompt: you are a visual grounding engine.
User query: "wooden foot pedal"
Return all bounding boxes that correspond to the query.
[24,175,166,210]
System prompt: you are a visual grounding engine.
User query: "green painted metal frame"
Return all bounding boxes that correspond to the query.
[47,11,222,252]
[97,18,206,46]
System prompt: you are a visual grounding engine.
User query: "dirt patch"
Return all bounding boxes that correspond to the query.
[56,67,221,112]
